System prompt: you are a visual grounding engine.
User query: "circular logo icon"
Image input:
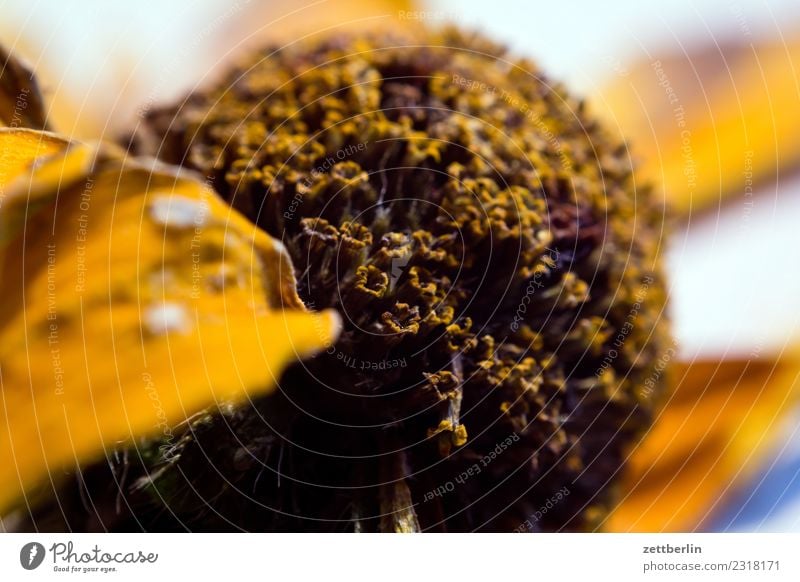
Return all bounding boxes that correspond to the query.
[19,542,46,570]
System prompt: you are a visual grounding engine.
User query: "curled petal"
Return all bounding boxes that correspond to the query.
[0,135,340,514]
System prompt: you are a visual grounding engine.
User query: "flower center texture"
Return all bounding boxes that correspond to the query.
[46,28,671,532]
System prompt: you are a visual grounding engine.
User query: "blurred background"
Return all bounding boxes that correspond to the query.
[1,0,798,531]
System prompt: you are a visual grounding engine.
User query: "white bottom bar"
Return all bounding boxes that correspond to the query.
[1,533,798,581]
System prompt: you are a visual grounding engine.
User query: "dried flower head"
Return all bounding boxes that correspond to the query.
[29,27,670,532]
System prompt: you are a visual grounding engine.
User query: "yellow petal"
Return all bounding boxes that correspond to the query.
[201,0,417,45]
[606,350,800,532]
[595,35,800,216]
[0,128,92,249]
[0,137,340,514]
[0,127,67,189]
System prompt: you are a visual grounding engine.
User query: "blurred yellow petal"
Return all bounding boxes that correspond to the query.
[607,350,800,532]
[0,128,67,191]
[596,34,800,216]
[0,129,98,249]
[0,137,340,514]
[2,2,416,139]
[243,0,416,42]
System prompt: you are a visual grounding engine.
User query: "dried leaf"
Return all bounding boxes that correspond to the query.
[0,45,50,130]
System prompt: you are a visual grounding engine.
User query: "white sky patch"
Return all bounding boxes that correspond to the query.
[668,176,800,360]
